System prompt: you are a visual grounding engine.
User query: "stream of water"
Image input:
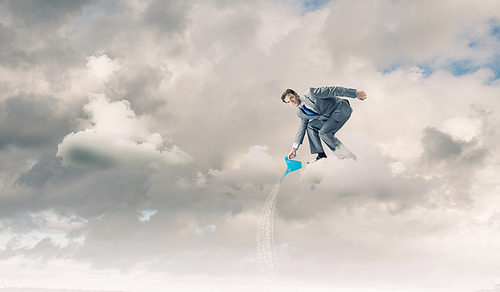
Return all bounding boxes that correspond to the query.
[256,183,280,279]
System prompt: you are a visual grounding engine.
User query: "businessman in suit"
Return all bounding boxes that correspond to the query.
[281,86,367,163]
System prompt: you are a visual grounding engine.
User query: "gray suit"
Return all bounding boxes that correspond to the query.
[294,86,357,160]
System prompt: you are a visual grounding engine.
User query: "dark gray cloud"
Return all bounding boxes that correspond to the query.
[0,94,75,150]
[418,126,489,200]
[419,127,488,169]
[142,0,191,35]
[0,0,94,71]
[16,152,60,188]
[106,64,168,115]
[1,0,96,28]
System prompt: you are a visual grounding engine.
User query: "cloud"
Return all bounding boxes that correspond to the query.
[317,0,500,70]
[0,0,94,29]
[82,93,151,138]
[208,145,280,189]
[57,129,192,168]
[56,93,193,168]
[142,0,192,35]
[418,126,489,175]
[86,54,121,80]
[1,0,500,291]
[0,94,73,150]
[278,137,442,219]
[477,284,500,292]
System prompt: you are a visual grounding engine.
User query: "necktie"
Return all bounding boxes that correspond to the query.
[301,104,319,116]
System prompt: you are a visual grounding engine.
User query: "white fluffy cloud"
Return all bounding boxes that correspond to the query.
[86,55,121,80]
[56,93,193,168]
[208,145,280,189]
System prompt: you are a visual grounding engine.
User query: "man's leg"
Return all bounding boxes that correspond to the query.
[319,102,357,160]
[320,122,357,160]
[306,120,328,163]
[327,137,357,160]
[318,118,348,151]
[306,120,325,154]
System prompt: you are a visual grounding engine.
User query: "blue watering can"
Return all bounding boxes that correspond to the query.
[280,156,302,182]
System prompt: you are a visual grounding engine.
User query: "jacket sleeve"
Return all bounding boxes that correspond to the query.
[309,86,357,99]
[293,118,309,148]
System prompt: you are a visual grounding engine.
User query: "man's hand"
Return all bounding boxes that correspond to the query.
[356,90,367,101]
[288,148,297,159]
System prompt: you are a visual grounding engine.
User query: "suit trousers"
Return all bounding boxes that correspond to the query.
[306,100,356,160]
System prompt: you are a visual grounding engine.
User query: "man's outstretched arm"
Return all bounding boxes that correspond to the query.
[309,86,358,99]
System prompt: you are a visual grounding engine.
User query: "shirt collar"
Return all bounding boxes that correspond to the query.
[300,98,311,109]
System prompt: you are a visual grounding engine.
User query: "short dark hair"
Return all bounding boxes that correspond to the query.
[281,89,297,103]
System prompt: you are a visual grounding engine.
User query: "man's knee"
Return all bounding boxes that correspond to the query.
[319,131,333,139]
[319,126,336,136]
[307,123,319,132]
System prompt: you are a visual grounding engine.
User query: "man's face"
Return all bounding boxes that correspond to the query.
[284,93,301,107]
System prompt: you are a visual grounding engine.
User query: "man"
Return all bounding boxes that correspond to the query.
[281,86,367,163]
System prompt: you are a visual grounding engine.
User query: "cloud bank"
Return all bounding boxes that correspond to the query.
[1,1,500,292]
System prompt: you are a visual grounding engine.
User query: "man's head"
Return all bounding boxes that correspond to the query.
[281,89,301,107]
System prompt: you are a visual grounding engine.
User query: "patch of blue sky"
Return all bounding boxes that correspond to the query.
[377,22,500,80]
[490,20,500,39]
[468,40,480,48]
[485,55,500,80]
[377,58,434,77]
[379,62,434,76]
[378,54,496,80]
[441,58,500,81]
[416,62,434,76]
[377,55,407,74]
[301,0,331,13]
[486,20,500,79]
[380,62,402,75]
[443,60,481,77]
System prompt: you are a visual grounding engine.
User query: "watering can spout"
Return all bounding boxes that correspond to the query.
[280,156,302,182]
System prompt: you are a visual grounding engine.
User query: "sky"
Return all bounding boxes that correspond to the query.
[1,0,500,291]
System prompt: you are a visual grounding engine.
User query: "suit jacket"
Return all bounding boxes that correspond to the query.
[294,86,357,146]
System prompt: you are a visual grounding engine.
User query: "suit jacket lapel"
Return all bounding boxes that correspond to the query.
[296,92,321,119]
[303,95,321,114]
